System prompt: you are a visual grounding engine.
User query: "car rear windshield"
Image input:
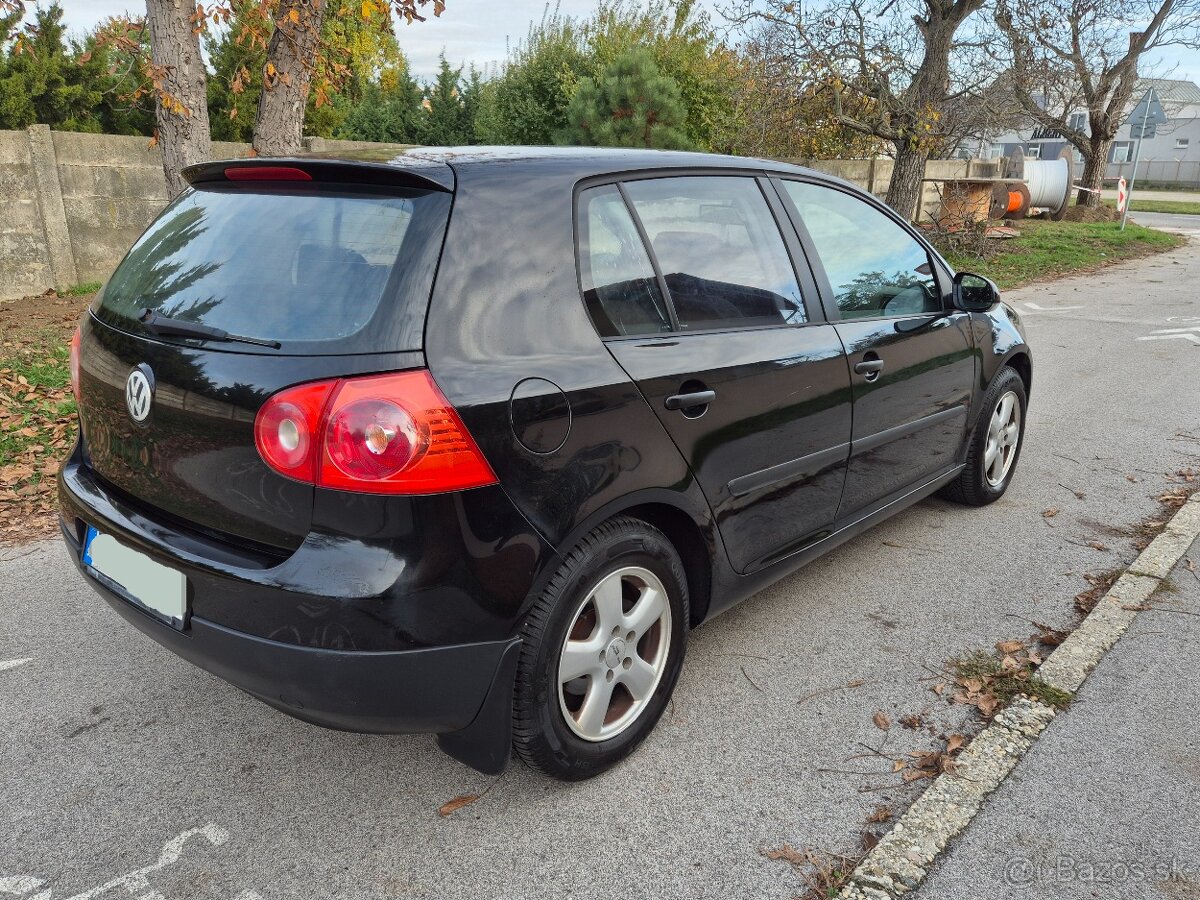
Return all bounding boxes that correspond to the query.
[93,182,451,354]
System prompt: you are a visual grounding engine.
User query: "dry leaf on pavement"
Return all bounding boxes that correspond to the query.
[762,843,807,867]
[438,793,481,817]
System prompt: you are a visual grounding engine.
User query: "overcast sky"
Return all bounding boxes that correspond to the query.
[56,0,1199,83]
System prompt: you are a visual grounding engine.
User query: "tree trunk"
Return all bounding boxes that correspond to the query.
[885,142,928,222]
[145,0,212,198]
[1075,140,1110,207]
[252,0,326,157]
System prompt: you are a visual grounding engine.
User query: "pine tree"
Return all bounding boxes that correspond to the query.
[0,4,103,131]
[420,54,473,146]
[205,1,268,142]
[76,23,156,136]
[558,48,692,150]
[336,75,423,142]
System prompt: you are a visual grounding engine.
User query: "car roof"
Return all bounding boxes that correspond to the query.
[306,144,830,183]
[189,145,858,196]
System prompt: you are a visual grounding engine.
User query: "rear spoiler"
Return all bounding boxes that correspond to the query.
[183,155,454,192]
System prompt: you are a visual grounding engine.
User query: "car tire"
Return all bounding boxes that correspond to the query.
[942,366,1027,506]
[512,516,688,781]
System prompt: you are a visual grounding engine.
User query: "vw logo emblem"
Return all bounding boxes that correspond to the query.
[125,365,154,424]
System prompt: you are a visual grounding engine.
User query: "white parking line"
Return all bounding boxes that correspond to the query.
[0,659,32,672]
[1137,326,1200,345]
[1011,302,1085,314]
[1,825,264,900]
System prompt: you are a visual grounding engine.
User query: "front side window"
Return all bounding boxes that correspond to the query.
[782,181,940,320]
[622,176,806,331]
[578,185,672,337]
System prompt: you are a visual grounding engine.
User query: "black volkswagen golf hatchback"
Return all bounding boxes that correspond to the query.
[59,147,1031,780]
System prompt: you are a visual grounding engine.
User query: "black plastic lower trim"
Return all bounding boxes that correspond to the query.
[68,517,517,748]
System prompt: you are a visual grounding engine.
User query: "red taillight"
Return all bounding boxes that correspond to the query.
[253,370,497,495]
[253,381,333,482]
[69,327,81,402]
[224,166,312,181]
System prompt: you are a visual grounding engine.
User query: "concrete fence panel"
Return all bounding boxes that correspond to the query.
[0,129,54,298]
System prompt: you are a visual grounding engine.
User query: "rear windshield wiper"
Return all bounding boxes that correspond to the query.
[138,309,281,349]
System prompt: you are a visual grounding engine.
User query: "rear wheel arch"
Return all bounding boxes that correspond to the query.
[542,493,718,631]
[621,502,713,628]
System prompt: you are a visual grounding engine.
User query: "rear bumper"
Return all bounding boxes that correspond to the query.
[57,448,539,773]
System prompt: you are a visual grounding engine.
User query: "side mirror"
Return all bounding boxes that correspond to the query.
[952,271,1000,312]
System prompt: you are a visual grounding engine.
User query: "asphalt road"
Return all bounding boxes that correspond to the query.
[1128,210,1200,234]
[1102,188,1200,205]
[3,242,1200,900]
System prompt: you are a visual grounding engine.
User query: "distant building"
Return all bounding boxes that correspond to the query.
[961,78,1200,185]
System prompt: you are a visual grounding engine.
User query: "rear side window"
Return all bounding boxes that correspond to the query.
[781,181,940,320]
[93,183,451,353]
[622,176,806,330]
[578,185,672,337]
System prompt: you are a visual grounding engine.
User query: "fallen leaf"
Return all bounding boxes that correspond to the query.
[960,676,985,694]
[996,639,1025,655]
[762,843,807,867]
[1042,507,1059,518]
[1087,541,1109,552]
[872,710,891,731]
[438,793,480,817]
[846,678,866,688]
[1032,620,1068,646]
[976,693,999,716]
[867,804,893,824]
[859,831,880,851]
[946,734,964,753]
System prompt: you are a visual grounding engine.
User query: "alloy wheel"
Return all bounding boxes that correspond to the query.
[557,566,672,742]
[984,390,1021,488]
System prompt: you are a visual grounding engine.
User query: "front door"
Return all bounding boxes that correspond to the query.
[576,176,852,574]
[777,179,976,517]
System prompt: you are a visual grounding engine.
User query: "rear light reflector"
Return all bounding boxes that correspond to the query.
[224,166,312,181]
[253,370,497,495]
[254,381,332,482]
[69,327,81,402]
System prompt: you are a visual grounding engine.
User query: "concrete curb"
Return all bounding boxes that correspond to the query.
[836,492,1200,899]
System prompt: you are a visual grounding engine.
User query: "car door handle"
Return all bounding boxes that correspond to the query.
[665,390,716,410]
[854,359,885,375]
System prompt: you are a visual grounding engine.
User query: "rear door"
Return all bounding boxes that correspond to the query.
[79,168,451,551]
[578,175,852,575]
[776,179,975,518]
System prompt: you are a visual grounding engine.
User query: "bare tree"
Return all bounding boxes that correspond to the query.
[146,0,212,197]
[996,0,1200,207]
[726,24,889,159]
[728,0,997,219]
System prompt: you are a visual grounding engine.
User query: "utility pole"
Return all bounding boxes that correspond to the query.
[1120,85,1161,231]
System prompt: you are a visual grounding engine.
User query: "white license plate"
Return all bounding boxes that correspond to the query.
[82,526,187,627]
